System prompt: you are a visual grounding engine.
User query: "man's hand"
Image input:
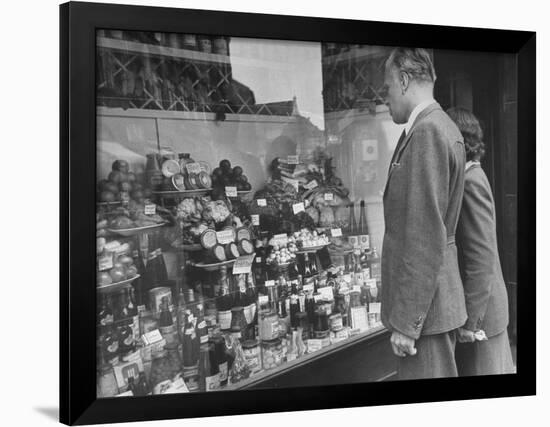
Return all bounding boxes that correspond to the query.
[390,331,417,357]
[456,327,476,343]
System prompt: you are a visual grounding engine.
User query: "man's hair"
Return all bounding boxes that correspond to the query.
[385,48,437,84]
[447,107,486,162]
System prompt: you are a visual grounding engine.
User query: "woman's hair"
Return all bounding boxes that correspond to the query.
[446,107,486,162]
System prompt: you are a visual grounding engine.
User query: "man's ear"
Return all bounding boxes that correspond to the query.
[399,71,410,94]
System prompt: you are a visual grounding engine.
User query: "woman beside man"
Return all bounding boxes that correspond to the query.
[448,107,514,376]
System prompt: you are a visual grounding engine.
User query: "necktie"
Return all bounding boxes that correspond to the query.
[387,129,406,175]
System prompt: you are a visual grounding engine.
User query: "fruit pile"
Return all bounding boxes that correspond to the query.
[98,160,151,203]
[293,228,330,249]
[211,159,252,193]
[97,239,138,287]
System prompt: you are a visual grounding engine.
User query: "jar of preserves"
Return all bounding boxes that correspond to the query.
[261,338,283,370]
[145,153,164,190]
[258,310,279,341]
[242,339,262,374]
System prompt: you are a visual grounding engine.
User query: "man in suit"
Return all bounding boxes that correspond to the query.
[381,48,467,379]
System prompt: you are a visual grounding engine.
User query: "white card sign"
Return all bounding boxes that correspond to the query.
[225,186,238,197]
[292,202,305,214]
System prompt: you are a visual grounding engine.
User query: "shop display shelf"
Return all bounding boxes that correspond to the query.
[152,189,212,198]
[192,258,236,271]
[224,324,386,391]
[107,222,167,236]
[97,274,141,293]
[295,243,330,253]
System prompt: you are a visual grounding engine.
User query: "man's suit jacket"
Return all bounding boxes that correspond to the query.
[381,102,467,339]
[456,163,509,337]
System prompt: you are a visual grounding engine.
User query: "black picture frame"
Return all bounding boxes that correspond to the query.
[60,1,536,425]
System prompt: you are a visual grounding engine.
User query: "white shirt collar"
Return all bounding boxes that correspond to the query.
[404,100,435,135]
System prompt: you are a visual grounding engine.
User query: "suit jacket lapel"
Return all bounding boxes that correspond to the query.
[383,102,442,199]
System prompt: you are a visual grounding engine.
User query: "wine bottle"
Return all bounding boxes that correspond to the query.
[347,201,357,235]
[216,267,233,331]
[358,200,369,250]
[131,248,146,310]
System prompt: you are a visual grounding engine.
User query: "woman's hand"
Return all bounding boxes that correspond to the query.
[457,327,476,343]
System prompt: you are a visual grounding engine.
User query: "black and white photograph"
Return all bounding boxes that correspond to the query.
[94,31,518,396]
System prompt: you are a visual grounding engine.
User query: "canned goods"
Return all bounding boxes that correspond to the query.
[171,173,186,191]
[242,339,262,374]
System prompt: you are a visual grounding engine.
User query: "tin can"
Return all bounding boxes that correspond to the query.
[171,173,186,191]
[148,287,172,313]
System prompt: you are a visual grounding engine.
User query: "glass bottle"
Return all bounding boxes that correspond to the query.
[131,248,147,310]
[286,330,299,361]
[135,371,149,396]
[195,298,208,345]
[353,250,363,288]
[213,335,229,386]
[199,343,220,392]
[145,153,164,190]
[228,335,251,385]
[181,308,200,392]
[347,202,357,235]
[98,294,114,327]
[368,247,382,283]
[217,267,233,331]
[127,376,137,396]
[244,273,257,330]
[358,200,369,236]
[117,321,136,358]
[101,325,120,366]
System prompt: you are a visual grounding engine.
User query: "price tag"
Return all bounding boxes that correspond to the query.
[292,202,305,214]
[258,295,269,305]
[304,180,318,190]
[272,234,288,246]
[304,199,310,208]
[185,162,202,175]
[98,254,113,271]
[216,229,234,244]
[251,214,260,226]
[142,329,164,346]
[282,177,299,191]
[331,228,342,237]
[232,254,255,275]
[287,155,299,165]
[257,198,267,207]
[225,186,238,197]
[350,306,369,331]
[144,204,156,215]
[324,193,334,201]
[255,256,262,263]
[265,280,275,287]
[365,278,377,289]
[352,285,361,293]
[313,294,324,303]
[319,286,334,300]
[303,283,315,293]
[369,302,381,314]
[307,339,323,353]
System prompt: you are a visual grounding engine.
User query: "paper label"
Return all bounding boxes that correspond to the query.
[348,235,360,248]
[251,214,260,226]
[313,294,324,303]
[307,339,323,353]
[350,306,369,331]
[359,234,370,250]
[369,302,381,314]
[144,204,156,215]
[272,234,288,246]
[287,155,299,164]
[216,229,234,244]
[233,254,255,275]
[284,178,299,191]
[303,283,314,293]
[185,162,202,175]
[205,373,220,391]
[331,228,342,237]
[258,295,269,305]
[225,186,238,197]
[265,280,275,287]
[365,278,377,289]
[98,254,113,271]
[218,361,228,382]
[163,377,190,394]
[293,202,305,214]
[218,310,232,330]
[141,329,163,346]
[352,285,361,293]
[319,286,334,300]
[324,193,334,201]
[257,198,267,207]
[304,180,318,190]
